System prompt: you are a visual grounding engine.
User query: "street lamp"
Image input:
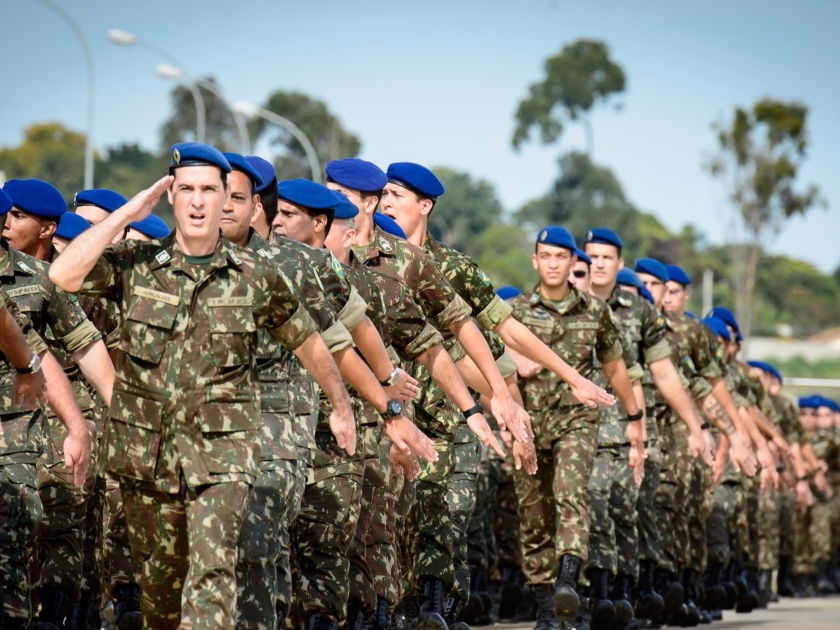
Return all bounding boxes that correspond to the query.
[231,101,322,182]
[38,0,95,188]
[107,28,206,143]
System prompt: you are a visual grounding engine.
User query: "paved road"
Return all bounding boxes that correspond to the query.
[487,596,840,629]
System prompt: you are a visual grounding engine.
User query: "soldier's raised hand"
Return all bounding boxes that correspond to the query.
[119,175,173,224]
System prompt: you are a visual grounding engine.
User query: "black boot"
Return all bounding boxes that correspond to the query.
[113,582,142,630]
[702,561,725,610]
[816,560,836,594]
[344,598,366,630]
[443,593,470,630]
[554,554,582,621]
[735,567,759,613]
[532,583,559,630]
[497,564,522,620]
[586,567,615,629]
[609,573,635,628]
[371,597,390,630]
[680,570,700,627]
[634,560,664,622]
[777,555,795,597]
[721,563,738,610]
[416,577,448,630]
[307,613,338,630]
[653,568,683,622]
[66,588,99,630]
[33,586,68,630]
[756,569,772,607]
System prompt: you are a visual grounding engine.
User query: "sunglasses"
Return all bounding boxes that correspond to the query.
[572,270,588,278]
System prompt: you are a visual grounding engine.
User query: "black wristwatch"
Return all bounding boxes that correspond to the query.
[625,410,644,422]
[379,367,401,388]
[15,353,41,375]
[381,399,403,420]
[460,402,484,421]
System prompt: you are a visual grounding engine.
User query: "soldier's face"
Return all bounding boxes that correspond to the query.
[569,261,591,292]
[532,243,575,288]
[584,243,622,288]
[327,182,378,216]
[767,377,782,396]
[220,170,257,247]
[2,209,55,255]
[816,407,834,430]
[167,166,227,245]
[663,281,688,313]
[324,219,356,263]
[380,183,431,239]
[75,204,110,225]
[273,200,323,247]
[637,272,665,307]
[800,408,816,431]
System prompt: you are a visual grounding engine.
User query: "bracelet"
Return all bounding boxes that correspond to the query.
[626,410,644,422]
[379,367,400,387]
[460,402,484,421]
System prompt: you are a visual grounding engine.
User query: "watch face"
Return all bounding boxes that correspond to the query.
[387,400,403,416]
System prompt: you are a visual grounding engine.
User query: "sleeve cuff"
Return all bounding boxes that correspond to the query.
[643,338,671,364]
[275,305,317,350]
[319,320,354,353]
[402,323,444,361]
[434,294,472,331]
[475,294,513,331]
[338,286,368,332]
[61,319,103,355]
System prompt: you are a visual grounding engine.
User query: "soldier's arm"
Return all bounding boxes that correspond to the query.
[73,339,115,407]
[50,176,170,292]
[701,381,757,476]
[0,304,47,408]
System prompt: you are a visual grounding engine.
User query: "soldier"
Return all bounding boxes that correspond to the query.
[48,142,354,630]
[124,214,171,242]
[52,213,92,254]
[509,226,643,630]
[243,155,278,240]
[569,249,591,293]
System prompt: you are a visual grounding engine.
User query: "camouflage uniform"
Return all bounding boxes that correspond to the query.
[76,233,316,630]
[510,285,622,584]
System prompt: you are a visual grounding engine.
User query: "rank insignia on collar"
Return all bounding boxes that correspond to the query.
[229,250,241,265]
[17,261,35,274]
[155,250,171,265]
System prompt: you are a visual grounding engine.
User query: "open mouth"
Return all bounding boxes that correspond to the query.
[188,212,206,226]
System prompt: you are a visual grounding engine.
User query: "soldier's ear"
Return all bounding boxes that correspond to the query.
[531,253,539,271]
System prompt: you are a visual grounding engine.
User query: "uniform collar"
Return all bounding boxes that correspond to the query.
[353,226,396,262]
[0,242,38,278]
[526,283,583,315]
[149,232,243,277]
[607,284,634,308]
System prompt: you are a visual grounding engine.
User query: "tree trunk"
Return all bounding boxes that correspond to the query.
[583,117,594,157]
[735,240,761,353]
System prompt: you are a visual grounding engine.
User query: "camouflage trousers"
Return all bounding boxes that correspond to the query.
[467,449,501,573]
[794,498,833,575]
[493,456,523,573]
[447,424,482,602]
[738,474,760,567]
[756,487,781,571]
[235,457,306,630]
[0,460,42,621]
[103,475,139,597]
[291,429,364,622]
[121,476,250,630]
[635,453,662,566]
[653,420,693,573]
[705,480,742,567]
[777,488,796,559]
[587,446,639,577]
[514,415,598,585]
[686,457,708,573]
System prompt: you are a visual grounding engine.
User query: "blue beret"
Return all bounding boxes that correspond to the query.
[635,257,669,283]
[826,399,840,412]
[706,306,743,342]
[639,286,655,304]
[244,156,277,194]
[616,268,643,290]
[748,360,782,383]
[3,179,66,218]
[536,226,576,251]
[702,316,731,342]
[223,152,264,188]
[0,189,11,215]
[74,188,127,213]
[55,212,92,240]
[333,195,359,220]
[128,214,171,239]
[386,162,445,199]
[326,158,387,193]
[584,227,623,250]
[373,212,406,239]
[799,395,819,409]
[666,264,691,286]
[496,286,522,300]
[574,248,592,265]
[170,142,231,173]
[277,179,342,211]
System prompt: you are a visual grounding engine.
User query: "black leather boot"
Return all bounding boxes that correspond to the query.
[532,583,559,630]
[66,588,100,630]
[680,569,701,627]
[372,597,390,630]
[777,555,795,597]
[113,582,142,630]
[33,586,68,630]
[443,593,470,630]
[735,567,759,613]
[634,559,664,622]
[554,554,582,621]
[416,577,448,630]
[586,567,615,628]
[497,564,522,620]
[344,598,366,630]
[721,563,738,610]
[609,572,635,627]
[756,569,772,607]
[653,567,684,622]
[816,560,836,594]
[702,561,725,610]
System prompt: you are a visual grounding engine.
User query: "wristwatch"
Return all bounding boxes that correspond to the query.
[460,402,484,422]
[381,399,403,420]
[15,352,41,375]
[379,367,401,388]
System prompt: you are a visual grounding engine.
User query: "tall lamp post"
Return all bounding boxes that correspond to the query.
[107,28,206,143]
[232,101,322,182]
[38,0,95,188]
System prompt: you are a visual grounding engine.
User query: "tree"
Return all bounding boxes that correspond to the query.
[159,76,243,152]
[512,39,625,155]
[705,98,824,342]
[426,167,504,255]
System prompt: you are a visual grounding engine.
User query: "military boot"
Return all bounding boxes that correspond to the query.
[66,588,99,630]
[443,593,470,630]
[609,572,635,628]
[816,560,836,594]
[497,564,523,620]
[653,568,683,622]
[720,563,738,609]
[532,583,559,630]
[416,577,448,630]
[586,567,615,629]
[113,582,142,630]
[777,555,795,597]
[680,570,700,626]
[735,567,758,613]
[371,597,390,630]
[756,569,772,607]
[33,586,68,630]
[702,561,725,610]
[554,554,582,621]
[307,613,339,630]
[634,560,664,622]
[344,598,366,630]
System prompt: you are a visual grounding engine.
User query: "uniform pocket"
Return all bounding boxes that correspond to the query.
[121,293,179,364]
[197,402,259,474]
[208,304,256,367]
[105,391,164,481]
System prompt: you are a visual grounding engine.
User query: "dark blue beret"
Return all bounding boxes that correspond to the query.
[496,286,521,300]
[639,286,655,304]
[373,212,406,239]
[706,306,743,342]
[55,212,92,240]
[244,156,277,194]
[327,158,387,193]
[386,162,445,199]
[702,316,731,342]
[799,395,819,409]
[747,360,783,383]
[825,399,840,412]
[0,189,11,215]
[333,195,359,220]
[584,227,623,250]
[635,257,669,283]
[74,188,127,213]
[3,179,66,218]
[128,214,171,239]
[574,248,592,265]
[666,264,691,286]
[170,142,231,173]
[616,268,643,290]
[536,226,576,251]
[224,152,264,188]
[277,179,341,211]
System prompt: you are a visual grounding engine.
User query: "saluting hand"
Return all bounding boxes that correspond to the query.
[119,175,173,224]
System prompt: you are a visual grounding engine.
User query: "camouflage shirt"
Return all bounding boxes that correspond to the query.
[77,233,316,492]
[512,285,622,449]
[665,312,722,403]
[770,392,804,446]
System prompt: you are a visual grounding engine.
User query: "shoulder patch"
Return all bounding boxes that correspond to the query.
[16,261,36,275]
[478,270,491,286]
[229,250,242,265]
[330,255,346,279]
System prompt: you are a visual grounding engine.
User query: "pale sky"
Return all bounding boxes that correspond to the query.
[2,0,838,272]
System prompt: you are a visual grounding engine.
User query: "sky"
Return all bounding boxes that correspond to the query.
[1,0,839,272]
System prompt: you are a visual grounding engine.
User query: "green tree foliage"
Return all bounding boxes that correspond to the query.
[705,98,824,340]
[473,224,535,291]
[159,77,242,152]
[512,39,625,154]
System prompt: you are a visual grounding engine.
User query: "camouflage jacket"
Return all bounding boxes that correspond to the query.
[665,312,722,403]
[78,233,316,492]
[770,392,804,446]
[511,284,622,448]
